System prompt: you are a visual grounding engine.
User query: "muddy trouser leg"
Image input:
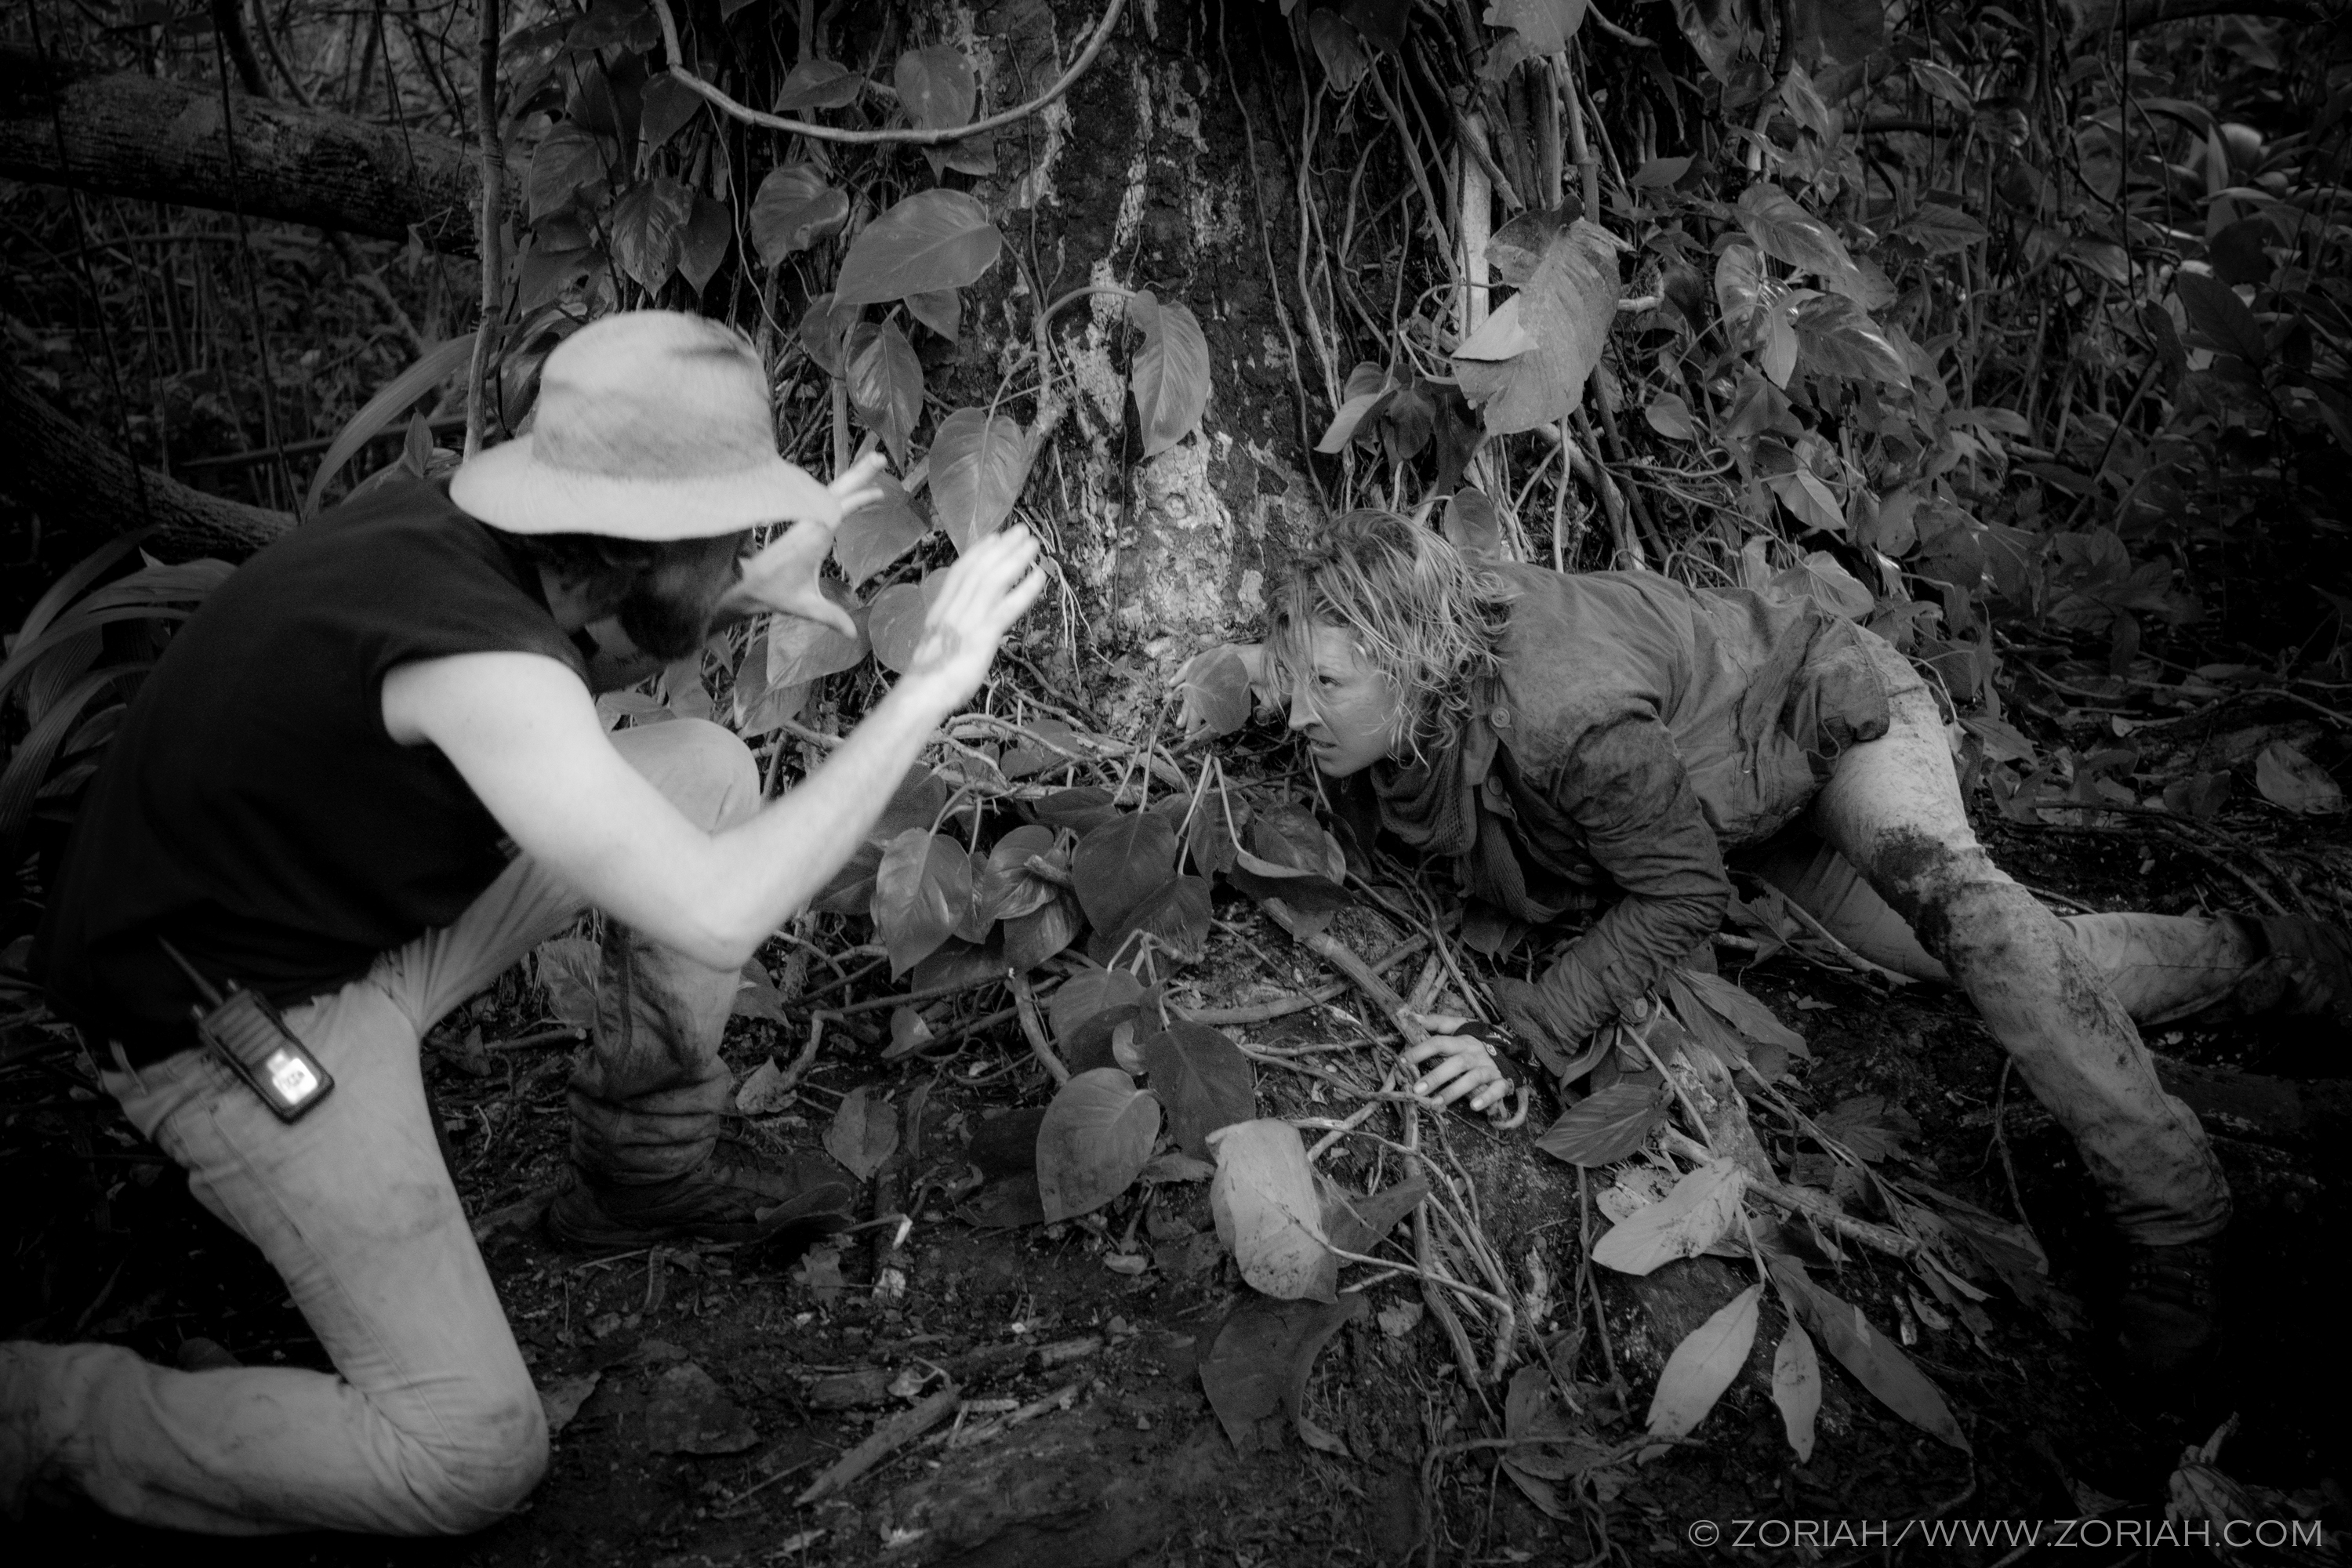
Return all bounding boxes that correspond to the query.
[1779,680,2229,1247]
[0,719,757,1534]
[1742,833,2266,1025]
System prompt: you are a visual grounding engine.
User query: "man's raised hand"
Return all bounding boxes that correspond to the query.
[727,450,894,634]
[906,526,1048,708]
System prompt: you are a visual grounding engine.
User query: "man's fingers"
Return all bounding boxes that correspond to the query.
[829,451,889,496]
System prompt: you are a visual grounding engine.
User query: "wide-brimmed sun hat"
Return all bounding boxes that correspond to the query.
[450,310,838,540]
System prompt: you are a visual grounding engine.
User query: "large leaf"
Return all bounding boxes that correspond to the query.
[1128,291,1212,458]
[833,474,930,587]
[1591,1158,1747,1276]
[1004,887,1083,972]
[1646,1283,1761,1441]
[1094,875,1212,965]
[1772,1323,1820,1461]
[1197,1293,1367,1454]
[774,57,862,111]
[1051,966,1149,1046]
[1071,811,1179,931]
[527,123,606,220]
[764,586,868,688]
[1770,1254,1970,1452]
[1208,1119,1338,1302]
[866,577,944,677]
[1179,644,1254,739]
[1035,1068,1160,1221]
[1304,9,1370,93]
[749,165,850,267]
[304,336,474,517]
[1318,1171,1428,1254]
[1240,804,1346,882]
[1141,1022,1256,1156]
[800,292,855,378]
[929,408,1035,553]
[1896,203,1987,256]
[895,45,975,129]
[1737,184,1862,296]
[1535,1081,1669,1166]
[833,190,1004,308]
[677,193,731,295]
[976,824,1062,923]
[2255,740,2343,814]
[611,176,691,295]
[1454,219,1622,435]
[846,321,924,466]
[1793,296,1909,387]
[2172,271,2269,366]
[824,1087,899,1181]
[1484,0,1588,53]
[872,827,973,978]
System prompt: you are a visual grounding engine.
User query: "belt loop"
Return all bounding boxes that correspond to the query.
[105,1036,150,1096]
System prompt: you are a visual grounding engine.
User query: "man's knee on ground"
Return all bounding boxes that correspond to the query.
[388,1381,550,1535]
[617,717,760,833]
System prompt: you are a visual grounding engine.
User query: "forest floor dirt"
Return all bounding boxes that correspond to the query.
[6,768,2350,1567]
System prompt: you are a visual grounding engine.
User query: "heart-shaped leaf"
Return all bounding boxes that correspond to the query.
[1179,644,1254,739]
[1094,876,1212,965]
[1237,804,1346,883]
[1072,811,1179,931]
[1035,1068,1160,1221]
[846,321,924,466]
[1004,887,1083,971]
[2173,270,2270,366]
[1304,9,1370,91]
[1051,965,1148,1044]
[1485,0,1590,54]
[1737,183,1863,296]
[1141,1022,1256,1156]
[764,586,868,688]
[1028,786,1123,834]
[1454,218,1622,436]
[978,824,1061,923]
[1208,1119,1338,1302]
[1443,486,1501,560]
[1318,1171,1429,1254]
[866,580,930,675]
[2255,739,2343,814]
[1128,291,1212,458]
[611,176,691,295]
[1591,1158,1746,1276]
[834,190,1004,309]
[1646,1283,1761,1441]
[872,827,973,978]
[825,1087,899,1181]
[1198,1293,1365,1456]
[750,165,850,267]
[1000,719,1080,781]
[528,123,606,221]
[1316,364,1391,452]
[833,474,930,587]
[929,408,1035,552]
[894,45,975,130]
[774,57,862,112]
[905,288,960,340]
[677,194,732,295]
[800,292,856,378]
[1535,1081,1668,1166]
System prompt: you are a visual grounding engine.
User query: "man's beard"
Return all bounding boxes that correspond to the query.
[615,572,722,662]
[612,535,742,662]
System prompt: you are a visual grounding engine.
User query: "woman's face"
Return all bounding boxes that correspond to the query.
[1287,622,1404,777]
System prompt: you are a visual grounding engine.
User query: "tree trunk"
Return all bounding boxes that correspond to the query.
[2,369,292,564]
[0,47,512,255]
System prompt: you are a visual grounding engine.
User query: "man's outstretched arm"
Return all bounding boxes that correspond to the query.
[383,527,1047,971]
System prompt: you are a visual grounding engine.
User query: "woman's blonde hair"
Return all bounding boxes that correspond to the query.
[1269,509,1509,762]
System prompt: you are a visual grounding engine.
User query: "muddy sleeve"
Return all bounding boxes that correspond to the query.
[1494,717,1730,1051]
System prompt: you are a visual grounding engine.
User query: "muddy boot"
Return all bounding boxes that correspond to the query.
[2115,1238,2222,1378]
[548,1138,853,1250]
[2241,916,2352,1029]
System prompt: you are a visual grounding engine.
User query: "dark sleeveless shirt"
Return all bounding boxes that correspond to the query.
[37,478,588,1062]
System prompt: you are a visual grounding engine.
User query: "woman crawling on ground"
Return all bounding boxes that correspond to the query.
[1221,508,2348,1381]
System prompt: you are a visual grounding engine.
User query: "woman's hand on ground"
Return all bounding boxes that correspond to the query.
[1400,1013,1513,1118]
[905,526,1049,708]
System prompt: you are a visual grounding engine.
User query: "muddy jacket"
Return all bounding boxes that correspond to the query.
[1356,564,1894,1060]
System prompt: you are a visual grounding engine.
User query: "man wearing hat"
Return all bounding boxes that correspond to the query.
[4,311,1047,1534]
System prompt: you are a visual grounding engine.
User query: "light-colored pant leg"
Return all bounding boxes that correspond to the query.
[0,718,759,1534]
[1800,658,2228,1244]
[1747,832,2263,1024]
